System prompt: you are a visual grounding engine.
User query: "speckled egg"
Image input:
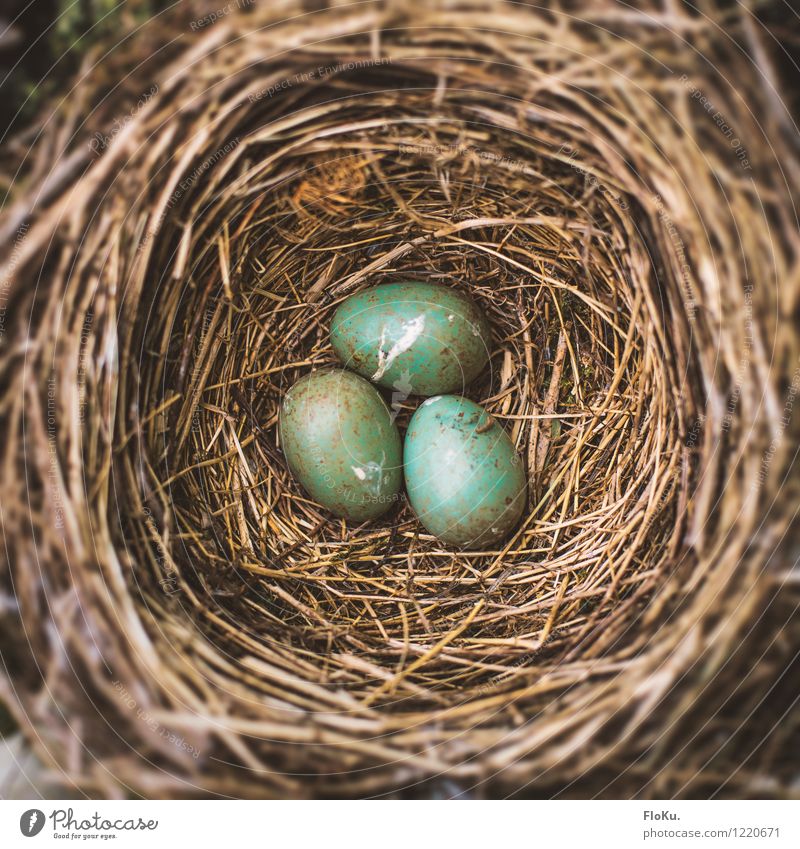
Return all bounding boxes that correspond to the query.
[330,281,492,396]
[279,369,403,521]
[404,395,527,549]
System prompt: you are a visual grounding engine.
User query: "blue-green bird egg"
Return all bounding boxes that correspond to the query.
[404,395,527,549]
[330,281,492,396]
[279,370,403,521]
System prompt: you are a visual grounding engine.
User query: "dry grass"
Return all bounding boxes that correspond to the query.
[0,0,798,799]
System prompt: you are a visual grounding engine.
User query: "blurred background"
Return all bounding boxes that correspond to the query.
[2,0,799,134]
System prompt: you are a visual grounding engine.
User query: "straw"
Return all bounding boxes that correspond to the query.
[0,0,797,799]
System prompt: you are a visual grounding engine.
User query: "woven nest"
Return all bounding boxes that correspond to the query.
[1,0,799,799]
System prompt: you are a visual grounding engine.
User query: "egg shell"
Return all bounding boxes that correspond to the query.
[279,369,403,521]
[404,395,527,549]
[330,281,492,396]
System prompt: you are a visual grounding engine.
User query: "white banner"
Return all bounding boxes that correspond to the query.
[0,800,797,848]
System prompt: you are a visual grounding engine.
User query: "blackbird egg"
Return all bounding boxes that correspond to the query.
[404,395,526,548]
[330,281,491,397]
[279,370,403,521]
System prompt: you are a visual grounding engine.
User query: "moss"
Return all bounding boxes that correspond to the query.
[5,0,170,128]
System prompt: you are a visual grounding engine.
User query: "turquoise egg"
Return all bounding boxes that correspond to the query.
[404,395,527,549]
[330,281,492,396]
[279,370,403,521]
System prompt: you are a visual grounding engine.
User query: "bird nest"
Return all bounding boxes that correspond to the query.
[1,0,798,799]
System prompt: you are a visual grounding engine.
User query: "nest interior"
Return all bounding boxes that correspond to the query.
[1,1,799,799]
